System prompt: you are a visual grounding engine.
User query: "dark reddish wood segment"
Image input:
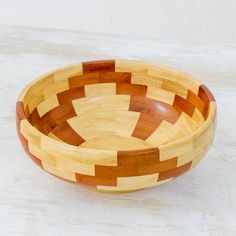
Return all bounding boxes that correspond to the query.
[82,60,115,74]
[16,101,26,120]
[99,72,131,83]
[158,162,192,181]
[69,72,131,89]
[132,113,163,140]
[29,102,76,135]
[95,157,177,178]
[116,83,147,96]
[129,96,180,139]
[173,95,195,117]
[51,121,85,146]
[57,87,85,105]
[50,102,76,125]
[187,90,205,113]
[198,84,215,119]
[198,84,215,102]
[29,108,57,135]
[68,73,99,88]
[75,174,117,186]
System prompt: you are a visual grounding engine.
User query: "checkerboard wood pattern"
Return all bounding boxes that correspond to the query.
[16,60,216,193]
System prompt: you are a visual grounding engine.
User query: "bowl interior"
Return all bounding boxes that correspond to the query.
[19,60,214,151]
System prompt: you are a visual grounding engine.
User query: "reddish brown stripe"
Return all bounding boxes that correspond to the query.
[198,84,215,102]
[129,96,180,119]
[68,73,99,88]
[96,157,177,178]
[49,102,76,125]
[187,90,205,113]
[29,109,57,135]
[52,121,85,146]
[75,174,117,186]
[16,102,26,120]
[117,148,159,165]
[173,95,195,117]
[130,96,180,139]
[29,102,76,135]
[99,72,131,83]
[158,162,192,181]
[57,87,85,105]
[131,113,163,140]
[82,60,115,74]
[198,84,215,119]
[116,83,147,96]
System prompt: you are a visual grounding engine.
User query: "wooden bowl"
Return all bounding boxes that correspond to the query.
[16,60,216,193]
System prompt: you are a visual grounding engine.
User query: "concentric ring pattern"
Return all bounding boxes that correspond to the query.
[16,60,216,192]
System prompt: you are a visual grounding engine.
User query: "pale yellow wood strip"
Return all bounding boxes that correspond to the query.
[148,64,178,82]
[146,86,175,105]
[20,120,41,145]
[40,135,118,166]
[42,160,77,182]
[146,120,177,146]
[159,136,194,161]
[131,71,162,88]
[97,177,173,192]
[72,95,130,115]
[80,134,153,151]
[37,94,59,117]
[114,111,141,137]
[53,64,82,81]
[43,80,69,98]
[28,141,56,166]
[85,83,116,97]
[115,60,148,72]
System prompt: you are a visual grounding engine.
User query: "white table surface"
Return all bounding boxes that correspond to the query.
[0,25,235,236]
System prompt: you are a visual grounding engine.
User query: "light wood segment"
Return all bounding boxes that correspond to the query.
[28,141,56,166]
[192,108,205,125]
[159,136,194,161]
[37,95,59,117]
[85,83,116,97]
[146,120,178,146]
[146,86,175,105]
[23,74,54,113]
[97,177,173,192]
[162,79,188,98]
[72,95,130,115]
[177,72,201,94]
[53,64,82,81]
[131,71,162,88]
[115,60,148,72]
[20,119,41,145]
[148,64,178,82]
[80,134,154,151]
[43,80,69,98]
[41,160,77,182]
[114,111,141,137]
[40,135,118,166]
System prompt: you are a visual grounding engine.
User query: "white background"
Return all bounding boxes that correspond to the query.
[0,0,236,45]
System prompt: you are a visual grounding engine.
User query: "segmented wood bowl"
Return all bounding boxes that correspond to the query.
[16,60,216,193]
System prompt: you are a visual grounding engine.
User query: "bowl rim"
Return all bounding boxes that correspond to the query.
[17,59,217,154]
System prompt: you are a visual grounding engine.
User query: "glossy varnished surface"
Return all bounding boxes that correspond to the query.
[16,58,216,192]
